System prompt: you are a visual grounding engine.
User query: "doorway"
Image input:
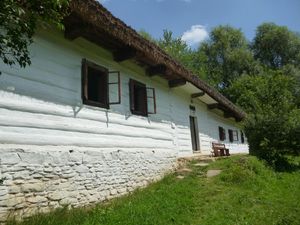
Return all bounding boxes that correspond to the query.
[189,116,200,152]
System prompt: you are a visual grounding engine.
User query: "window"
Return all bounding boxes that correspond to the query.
[241,130,245,143]
[233,130,239,141]
[218,126,226,141]
[228,129,234,142]
[129,79,156,116]
[82,59,121,109]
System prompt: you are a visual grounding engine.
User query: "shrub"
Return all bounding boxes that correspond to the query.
[226,72,300,169]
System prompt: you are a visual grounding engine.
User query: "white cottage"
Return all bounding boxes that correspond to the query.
[0,0,248,221]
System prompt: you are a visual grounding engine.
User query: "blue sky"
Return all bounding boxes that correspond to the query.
[99,0,300,47]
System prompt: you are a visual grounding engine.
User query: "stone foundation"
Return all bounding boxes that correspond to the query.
[0,146,177,222]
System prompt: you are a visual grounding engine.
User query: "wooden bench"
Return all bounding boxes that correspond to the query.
[211,142,230,157]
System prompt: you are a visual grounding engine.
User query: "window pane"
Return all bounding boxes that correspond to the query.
[133,84,147,114]
[87,66,107,105]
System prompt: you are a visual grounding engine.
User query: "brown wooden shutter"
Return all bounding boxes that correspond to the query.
[147,87,156,114]
[81,58,88,101]
[219,127,226,141]
[228,129,233,142]
[108,71,121,105]
[129,79,135,111]
[140,84,148,116]
[234,130,239,141]
[219,127,223,140]
[129,79,150,116]
[241,131,245,143]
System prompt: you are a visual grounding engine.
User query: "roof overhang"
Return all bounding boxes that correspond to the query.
[64,0,246,122]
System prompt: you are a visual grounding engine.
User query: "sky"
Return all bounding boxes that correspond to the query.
[98,0,300,48]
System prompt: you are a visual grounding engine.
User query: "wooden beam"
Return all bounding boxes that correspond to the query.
[191,92,205,98]
[146,64,167,77]
[207,103,220,110]
[235,117,243,122]
[113,47,136,62]
[168,78,186,88]
[224,111,233,118]
[64,27,82,40]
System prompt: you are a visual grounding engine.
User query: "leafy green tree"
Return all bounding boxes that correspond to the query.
[252,23,300,69]
[0,0,69,68]
[281,64,300,107]
[157,30,202,77]
[196,25,259,90]
[226,72,300,168]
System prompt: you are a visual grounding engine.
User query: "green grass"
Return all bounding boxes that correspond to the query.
[8,155,300,225]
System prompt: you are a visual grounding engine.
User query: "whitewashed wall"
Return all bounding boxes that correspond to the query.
[0,29,248,156]
[0,29,248,221]
[194,101,248,155]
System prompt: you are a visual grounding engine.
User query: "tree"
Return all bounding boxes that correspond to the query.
[252,23,300,69]
[0,0,69,68]
[196,25,259,91]
[157,30,201,76]
[281,64,300,107]
[226,72,300,168]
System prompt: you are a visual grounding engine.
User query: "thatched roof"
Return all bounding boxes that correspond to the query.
[64,0,246,121]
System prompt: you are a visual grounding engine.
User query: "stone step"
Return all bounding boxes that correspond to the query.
[194,162,210,167]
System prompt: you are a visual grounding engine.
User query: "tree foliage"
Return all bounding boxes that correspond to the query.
[196,25,259,90]
[0,0,69,68]
[226,73,300,167]
[157,30,202,76]
[252,23,300,69]
[138,29,202,77]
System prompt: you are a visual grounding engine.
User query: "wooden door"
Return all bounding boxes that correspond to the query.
[189,116,200,151]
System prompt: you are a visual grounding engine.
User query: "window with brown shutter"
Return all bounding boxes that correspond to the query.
[233,130,239,141]
[129,79,156,116]
[82,59,109,108]
[241,131,245,143]
[82,59,121,109]
[218,126,226,141]
[228,129,234,142]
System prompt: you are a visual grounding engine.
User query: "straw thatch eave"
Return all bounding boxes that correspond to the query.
[64,0,246,121]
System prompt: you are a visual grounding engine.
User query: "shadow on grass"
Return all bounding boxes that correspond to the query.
[273,156,300,172]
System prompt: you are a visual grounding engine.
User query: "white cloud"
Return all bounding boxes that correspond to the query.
[181,25,208,47]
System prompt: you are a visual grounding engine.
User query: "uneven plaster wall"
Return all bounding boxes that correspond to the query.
[0,146,177,222]
[0,29,249,222]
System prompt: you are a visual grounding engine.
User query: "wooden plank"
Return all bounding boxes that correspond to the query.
[207,103,220,110]
[146,64,166,77]
[64,26,82,40]
[191,92,205,98]
[113,47,136,62]
[168,78,186,88]
[224,111,234,118]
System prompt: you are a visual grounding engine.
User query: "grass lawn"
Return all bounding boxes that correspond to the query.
[8,155,300,225]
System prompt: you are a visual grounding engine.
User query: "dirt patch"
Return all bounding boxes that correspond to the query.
[206,170,222,178]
